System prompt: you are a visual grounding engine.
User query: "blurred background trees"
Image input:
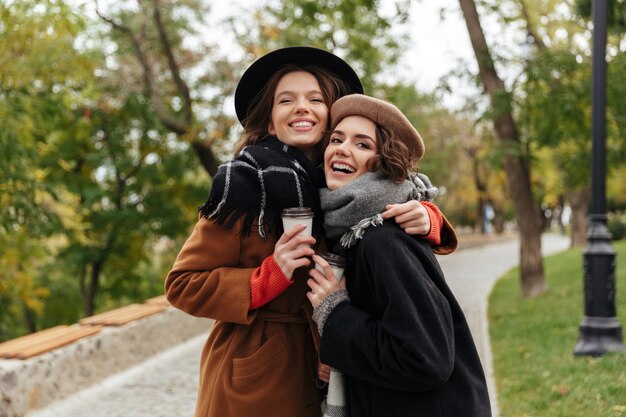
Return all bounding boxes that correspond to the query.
[1,0,625,339]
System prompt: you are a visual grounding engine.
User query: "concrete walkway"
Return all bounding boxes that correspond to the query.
[28,233,571,417]
[436,232,570,416]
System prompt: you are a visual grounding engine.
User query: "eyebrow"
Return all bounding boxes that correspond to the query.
[332,129,376,142]
[275,90,324,97]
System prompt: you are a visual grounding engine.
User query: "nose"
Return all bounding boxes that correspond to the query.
[335,140,351,155]
[294,98,311,114]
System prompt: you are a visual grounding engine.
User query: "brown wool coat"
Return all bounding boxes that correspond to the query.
[165,216,323,417]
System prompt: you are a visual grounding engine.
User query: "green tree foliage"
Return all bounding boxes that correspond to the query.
[0,0,94,339]
[0,0,208,338]
[230,0,506,232]
[453,0,626,246]
[231,0,410,93]
[521,50,592,189]
[95,0,239,175]
[45,90,208,317]
[512,0,626,244]
[575,0,626,35]
[382,82,511,231]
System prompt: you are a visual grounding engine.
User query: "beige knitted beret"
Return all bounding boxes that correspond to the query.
[330,94,424,161]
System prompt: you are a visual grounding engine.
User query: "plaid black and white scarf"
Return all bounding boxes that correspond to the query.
[199,136,325,238]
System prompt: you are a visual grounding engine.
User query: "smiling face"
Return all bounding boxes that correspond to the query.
[324,115,378,190]
[268,71,329,159]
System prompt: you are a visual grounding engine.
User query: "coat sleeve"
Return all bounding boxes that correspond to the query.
[164,216,256,324]
[319,231,455,392]
[433,213,458,255]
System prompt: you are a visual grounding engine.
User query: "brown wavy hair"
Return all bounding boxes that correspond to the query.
[233,64,353,160]
[367,124,416,182]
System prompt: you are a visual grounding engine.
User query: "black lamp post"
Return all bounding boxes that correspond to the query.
[574,0,626,357]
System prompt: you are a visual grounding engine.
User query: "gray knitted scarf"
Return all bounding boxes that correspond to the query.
[319,171,437,248]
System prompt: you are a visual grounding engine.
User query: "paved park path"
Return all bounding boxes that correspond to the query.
[29,233,571,417]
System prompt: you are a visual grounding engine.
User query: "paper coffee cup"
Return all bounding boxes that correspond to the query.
[281,207,314,236]
[315,252,347,283]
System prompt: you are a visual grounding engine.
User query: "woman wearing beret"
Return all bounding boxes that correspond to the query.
[308,94,491,417]
[165,47,458,417]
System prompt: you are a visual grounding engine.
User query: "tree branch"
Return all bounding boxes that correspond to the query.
[519,0,547,50]
[458,0,506,96]
[152,0,193,126]
[192,140,220,177]
[96,0,221,178]
[96,0,190,135]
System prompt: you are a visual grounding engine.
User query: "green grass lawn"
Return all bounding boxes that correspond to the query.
[489,239,626,417]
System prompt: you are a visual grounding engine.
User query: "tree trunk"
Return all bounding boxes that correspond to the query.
[192,140,221,177]
[22,303,37,334]
[557,195,567,234]
[478,197,487,233]
[459,0,546,297]
[84,261,102,317]
[466,145,489,233]
[567,185,591,247]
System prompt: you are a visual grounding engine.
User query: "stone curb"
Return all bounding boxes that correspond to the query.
[0,308,211,417]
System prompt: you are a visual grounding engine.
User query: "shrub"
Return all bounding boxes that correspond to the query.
[607,213,626,240]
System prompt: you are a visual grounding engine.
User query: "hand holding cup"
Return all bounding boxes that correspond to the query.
[314,252,346,283]
[307,254,346,309]
[273,224,316,280]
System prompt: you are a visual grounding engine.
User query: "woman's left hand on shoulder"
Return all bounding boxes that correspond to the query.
[307,255,346,308]
[382,201,430,235]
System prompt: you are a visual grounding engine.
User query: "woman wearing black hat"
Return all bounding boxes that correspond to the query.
[165,47,457,417]
[307,94,491,417]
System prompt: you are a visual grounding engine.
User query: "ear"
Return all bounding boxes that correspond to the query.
[268,122,275,135]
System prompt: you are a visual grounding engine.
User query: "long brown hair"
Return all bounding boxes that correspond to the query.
[233,64,353,159]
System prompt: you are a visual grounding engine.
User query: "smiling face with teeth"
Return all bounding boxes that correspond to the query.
[268,71,329,160]
[324,115,378,190]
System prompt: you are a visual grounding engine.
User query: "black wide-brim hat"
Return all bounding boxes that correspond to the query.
[234,46,364,123]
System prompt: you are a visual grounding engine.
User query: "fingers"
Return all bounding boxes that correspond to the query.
[306,289,322,308]
[311,254,335,279]
[273,239,314,279]
[278,224,317,246]
[381,203,400,219]
[274,244,313,263]
[318,363,331,383]
[381,200,421,220]
[398,217,427,226]
[307,257,344,308]
[276,251,312,269]
[395,206,427,226]
[306,278,330,309]
[307,271,325,292]
[278,224,307,243]
[404,226,429,236]
[274,225,317,279]
[307,270,341,299]
[280,234,316,253]
[291,257,312,270]
[339,277,347,290]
